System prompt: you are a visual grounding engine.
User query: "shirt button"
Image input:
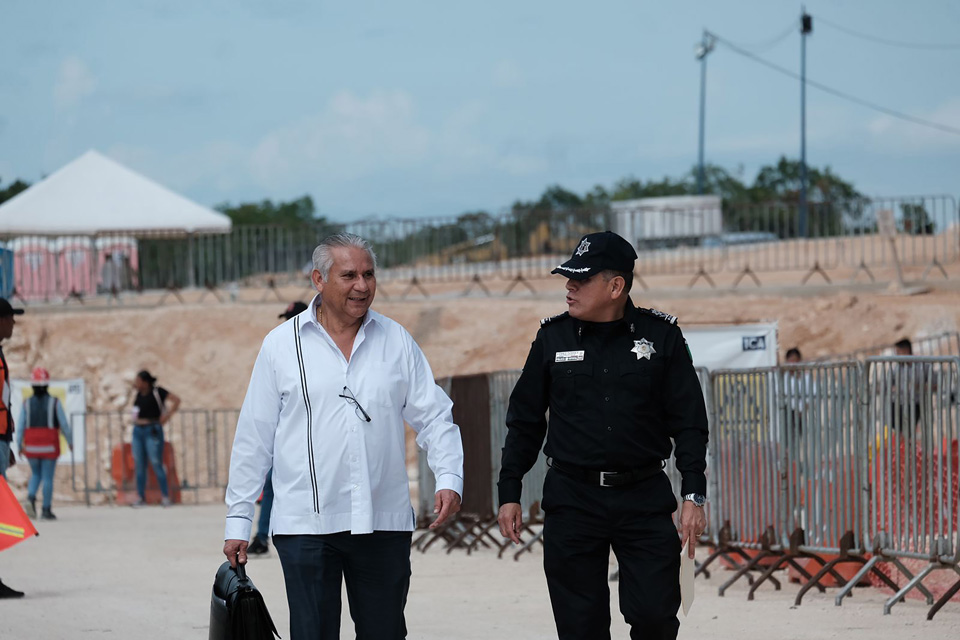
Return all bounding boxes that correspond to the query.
[353,484,359,491]
[603,368,609,373]
[604,397,610,401]
[607,426,613,431]
[566,369,572,374]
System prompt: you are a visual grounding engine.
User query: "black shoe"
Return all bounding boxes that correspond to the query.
[41,509,56,521]
[247,538,268,555]
[0,580,24,599]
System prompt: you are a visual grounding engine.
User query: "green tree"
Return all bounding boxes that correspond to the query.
[750,156,860,204]
[737,157,863,237]
[0,178,30,205]
[215,195,324,228]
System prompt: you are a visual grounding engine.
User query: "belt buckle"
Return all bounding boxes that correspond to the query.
[599,471,613,487]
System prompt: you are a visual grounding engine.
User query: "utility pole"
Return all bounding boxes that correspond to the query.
[799,9,813,237]
[696,30,715,195]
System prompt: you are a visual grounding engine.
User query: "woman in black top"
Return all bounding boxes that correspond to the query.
[131,370,180,506]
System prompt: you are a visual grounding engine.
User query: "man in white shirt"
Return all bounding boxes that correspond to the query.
[223,233,464,640]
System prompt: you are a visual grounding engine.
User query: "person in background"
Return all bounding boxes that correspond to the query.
[782,347,815,441]
[0,297,25,598]
[130,370,181,507]
[890,337,936,433]
[18,367,72,520]
[248,300,309,557]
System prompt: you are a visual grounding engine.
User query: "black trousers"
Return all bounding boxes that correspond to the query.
[541,468,681,640]
[273,531,412,640]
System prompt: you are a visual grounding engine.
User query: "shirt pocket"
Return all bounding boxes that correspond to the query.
[618,359,664,397]
[550,361,593,410]
[361,361,407,411]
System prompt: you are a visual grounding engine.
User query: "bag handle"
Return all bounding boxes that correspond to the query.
[235,559,252,590]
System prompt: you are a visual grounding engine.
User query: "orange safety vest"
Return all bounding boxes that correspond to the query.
[22,395,61,460]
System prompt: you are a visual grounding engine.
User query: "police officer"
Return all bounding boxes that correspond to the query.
[497,231,708,640]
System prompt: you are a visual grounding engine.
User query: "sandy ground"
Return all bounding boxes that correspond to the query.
[1,504,957,639]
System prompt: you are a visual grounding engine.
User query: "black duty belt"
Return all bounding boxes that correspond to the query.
[547,458,665,488]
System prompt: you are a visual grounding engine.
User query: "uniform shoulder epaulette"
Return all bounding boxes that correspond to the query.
[640,307,679,325]
[540,311,570,327]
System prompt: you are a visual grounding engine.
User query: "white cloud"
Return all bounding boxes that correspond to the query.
[248,90,431,188]
[112,91,554,205]
[53,56,97,110]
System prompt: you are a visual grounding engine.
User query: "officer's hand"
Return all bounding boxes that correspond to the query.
[498,503,523,545]
[678,501,707,559]
[223,539,248,568]
[430,489,461,529]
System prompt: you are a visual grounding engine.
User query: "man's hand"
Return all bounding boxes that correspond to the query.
[498,503,523,545]
[678,501,707,559]
[223,539,248,568]
[430,489,461,529]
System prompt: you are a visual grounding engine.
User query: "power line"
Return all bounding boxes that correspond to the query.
[706,30,960,137]
[817,15,960,51]
[724,21,796,54]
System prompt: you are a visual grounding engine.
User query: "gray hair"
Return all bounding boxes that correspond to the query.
[312,233,378,280]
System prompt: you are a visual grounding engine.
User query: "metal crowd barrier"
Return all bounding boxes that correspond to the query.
[699,357,960,619]
[845,357,960,616]
[700,369,786,593]
[71,409,238,505]
[4,194,957,302]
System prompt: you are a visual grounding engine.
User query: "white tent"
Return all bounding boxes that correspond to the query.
[0,150,231,235]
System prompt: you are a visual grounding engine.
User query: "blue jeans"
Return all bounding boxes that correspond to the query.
[132,423,169,499]
[0,440,10,478]
[255,468,274,542]
[27,457,57,510]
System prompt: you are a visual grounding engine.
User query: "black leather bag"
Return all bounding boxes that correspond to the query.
[209,561,280,640]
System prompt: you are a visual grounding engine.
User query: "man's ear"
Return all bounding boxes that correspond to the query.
[609,275,625,299]
[311,269,324,292]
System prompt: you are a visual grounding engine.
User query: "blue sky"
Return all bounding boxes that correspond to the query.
[2,0,959,220]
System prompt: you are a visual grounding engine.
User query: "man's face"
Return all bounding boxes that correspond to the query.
[894,346,910,356]
[786,354,801,364]
[315,246,376,321]
[565,275,616,321]
[133,377,149,394]
[0,315,15,341]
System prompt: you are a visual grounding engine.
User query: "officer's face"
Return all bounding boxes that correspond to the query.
[565,275,619,321]
[314,246,376,321]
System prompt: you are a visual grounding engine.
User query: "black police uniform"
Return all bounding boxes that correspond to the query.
[498,297,708,640]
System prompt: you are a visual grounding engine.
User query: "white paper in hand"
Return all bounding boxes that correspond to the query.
[680,542,695,616]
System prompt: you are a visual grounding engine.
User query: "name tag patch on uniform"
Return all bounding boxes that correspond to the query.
[555,350,585,363]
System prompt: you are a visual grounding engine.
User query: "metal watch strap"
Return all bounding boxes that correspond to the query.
[683,493,706,507]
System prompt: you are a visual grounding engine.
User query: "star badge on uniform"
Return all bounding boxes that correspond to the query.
[631,338,656,360]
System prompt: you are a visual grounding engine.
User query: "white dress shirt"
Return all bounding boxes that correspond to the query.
[224,297,464,542]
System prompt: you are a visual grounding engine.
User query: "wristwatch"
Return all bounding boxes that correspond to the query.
[683,493,706,507]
